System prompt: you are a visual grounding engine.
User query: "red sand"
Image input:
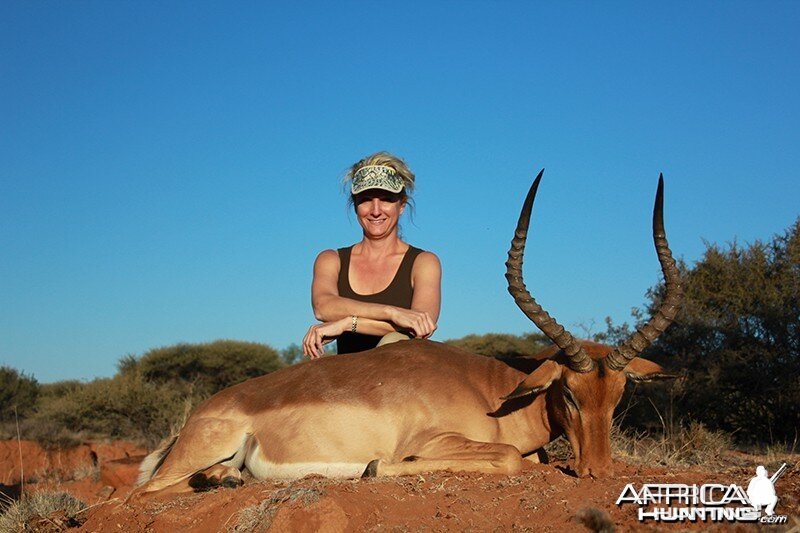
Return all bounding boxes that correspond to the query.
[2,440,798,532]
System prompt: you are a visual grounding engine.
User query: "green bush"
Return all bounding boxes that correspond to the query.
[444,332,549,358]
[1,340,284,447]
[608,218,800,445]
[123,340,284,398]
[0,366,39,422]
[37,379,83,401]
[35,372,190,448]
[279,343,304,365]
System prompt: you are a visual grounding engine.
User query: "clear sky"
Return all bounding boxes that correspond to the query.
[2,2,798,382]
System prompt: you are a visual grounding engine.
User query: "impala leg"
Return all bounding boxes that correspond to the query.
[365,433,523,477]
[377,332,411,346]
[132,417,249,499]
[524,448,548,464]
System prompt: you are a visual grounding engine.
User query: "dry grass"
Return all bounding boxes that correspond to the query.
[0,491,86,532]
[755,437,800,468]
[542,422,736,469]
[70,462,101,483]
[229,486,323,532]
[612,421,733,467]
[21,462,102,486]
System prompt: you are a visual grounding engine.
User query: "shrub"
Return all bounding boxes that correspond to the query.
[3,340,284,447]
[279,343,304,366]
[609,218,800,445]
[123,340,284,397]
[34,372,190,448]
[38,380,83,400]
[444,332,549,358]
[0,366,39,422]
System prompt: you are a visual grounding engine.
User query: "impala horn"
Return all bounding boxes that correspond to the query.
[604,174,684,371]
[505,169,595,373]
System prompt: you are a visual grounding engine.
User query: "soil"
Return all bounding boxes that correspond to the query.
[1,441,798,532]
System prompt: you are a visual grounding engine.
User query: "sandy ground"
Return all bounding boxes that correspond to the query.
[2,441,798,532]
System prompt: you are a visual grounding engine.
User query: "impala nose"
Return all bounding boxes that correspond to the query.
[575,462,613,478]
[587,464,613,478]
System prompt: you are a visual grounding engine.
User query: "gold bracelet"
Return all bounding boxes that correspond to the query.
[351,315,358,333]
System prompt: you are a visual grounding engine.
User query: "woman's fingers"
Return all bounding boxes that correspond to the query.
[302,325,325,359]
[303,321,345,358]
[398,309,436,338]
[314,327,325,357]
[420,312,437,338]
[302,329,313,358]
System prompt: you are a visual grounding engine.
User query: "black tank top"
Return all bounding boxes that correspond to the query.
[336,245,423,354]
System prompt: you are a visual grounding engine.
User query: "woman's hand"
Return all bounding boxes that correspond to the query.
[302,317,349,359]
[388,307,437,339]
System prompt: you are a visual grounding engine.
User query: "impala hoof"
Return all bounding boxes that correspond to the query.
[188,473,217,490]
[221,475,244,488]
[362,459,380,478]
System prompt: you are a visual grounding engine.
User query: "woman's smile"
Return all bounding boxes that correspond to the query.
[356,195,404,237]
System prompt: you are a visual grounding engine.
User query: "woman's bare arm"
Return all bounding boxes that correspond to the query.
[409,251,442,325]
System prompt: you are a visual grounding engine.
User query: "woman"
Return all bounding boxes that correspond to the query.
[302,152,441,358]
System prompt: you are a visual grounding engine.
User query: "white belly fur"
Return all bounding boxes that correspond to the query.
[244,438,366,480]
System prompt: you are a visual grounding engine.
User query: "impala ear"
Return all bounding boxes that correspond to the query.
[623,357,677,383]
[501,360,562,400]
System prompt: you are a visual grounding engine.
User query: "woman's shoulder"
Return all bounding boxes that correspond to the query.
[411,249,441,273]
[314,249,342,269]
[407,244,439,260]
[316,248,340,259]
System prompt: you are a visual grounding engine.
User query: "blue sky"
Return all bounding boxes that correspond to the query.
[2,2,798,382]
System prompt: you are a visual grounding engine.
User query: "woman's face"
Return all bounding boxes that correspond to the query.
[354,190,406,239]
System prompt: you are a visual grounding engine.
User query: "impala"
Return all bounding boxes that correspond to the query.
[132,169,682,499]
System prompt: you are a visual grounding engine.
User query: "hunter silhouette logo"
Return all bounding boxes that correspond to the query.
[747,464,786,517]
[616,462,789,524]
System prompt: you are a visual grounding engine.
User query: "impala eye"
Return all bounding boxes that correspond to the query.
[562,387,579,409]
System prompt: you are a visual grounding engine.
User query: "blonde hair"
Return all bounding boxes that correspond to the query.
[344,152,416,210]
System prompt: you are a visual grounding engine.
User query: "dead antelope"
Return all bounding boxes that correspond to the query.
[132,169,682,499]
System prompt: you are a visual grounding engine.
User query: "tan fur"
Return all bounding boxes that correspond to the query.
[130,338,672,500]
[137,433,180,486]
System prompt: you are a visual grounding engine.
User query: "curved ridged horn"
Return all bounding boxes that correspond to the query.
[505,170,595,373]
[605,174,684,371]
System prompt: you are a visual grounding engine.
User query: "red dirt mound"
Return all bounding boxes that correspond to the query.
[80,460,799,532]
